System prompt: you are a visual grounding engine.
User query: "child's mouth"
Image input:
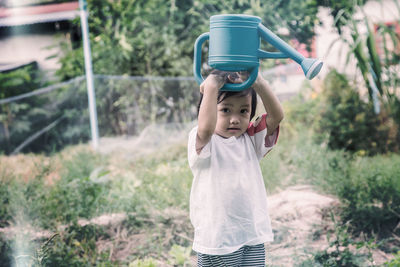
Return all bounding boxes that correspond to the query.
[227,128,241,131]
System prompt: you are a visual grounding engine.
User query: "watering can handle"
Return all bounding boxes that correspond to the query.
[193,32,259,92]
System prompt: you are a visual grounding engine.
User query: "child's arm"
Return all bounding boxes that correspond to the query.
[252,73,284,135]
[196,74,225,154]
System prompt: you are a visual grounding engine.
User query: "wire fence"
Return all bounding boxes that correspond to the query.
[0,75,200,155]
[0,68,303,155]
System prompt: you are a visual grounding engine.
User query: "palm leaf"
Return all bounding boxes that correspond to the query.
[365,18,383,95]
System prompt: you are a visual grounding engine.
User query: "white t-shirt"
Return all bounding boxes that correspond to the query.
[187,114,279,255]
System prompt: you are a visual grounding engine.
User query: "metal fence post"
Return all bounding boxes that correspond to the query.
[79,0,99,149]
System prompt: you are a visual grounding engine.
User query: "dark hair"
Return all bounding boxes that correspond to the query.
[197,70,257,121]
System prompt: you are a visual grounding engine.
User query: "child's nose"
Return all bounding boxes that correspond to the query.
[230,115,240,124]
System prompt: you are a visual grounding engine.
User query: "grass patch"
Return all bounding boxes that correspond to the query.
[1,91,399,265]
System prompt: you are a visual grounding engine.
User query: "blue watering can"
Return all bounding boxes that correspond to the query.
[193,14,323,91]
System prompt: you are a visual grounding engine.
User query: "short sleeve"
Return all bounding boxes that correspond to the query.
[187,126,211,169]
[247,114,279,160]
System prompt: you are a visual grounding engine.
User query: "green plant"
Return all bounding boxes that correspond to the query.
[39,224,113,266]
[168,244,192,266]
[317,69,393,155]
[384,251,400,266]
[129,258,157,267]
[57,0,320,79]
[0,64,49,154]
[37,153,110,228]
[298,215,375,267]
[0,178,12,227]
[3,149,111,229]
[329,1,400,151]
[336,154,400,237]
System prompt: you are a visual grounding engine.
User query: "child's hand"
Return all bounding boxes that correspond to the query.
[227,71,247,84]
[200,74,225,94]
[227,70,269,91]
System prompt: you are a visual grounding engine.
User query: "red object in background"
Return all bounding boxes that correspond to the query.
[374,21,400,64]
[290,38,317,59]
[273,37,317,76]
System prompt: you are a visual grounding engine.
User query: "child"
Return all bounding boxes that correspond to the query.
[187,70,284,266]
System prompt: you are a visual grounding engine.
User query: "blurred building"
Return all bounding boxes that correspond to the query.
[0,1,79,78]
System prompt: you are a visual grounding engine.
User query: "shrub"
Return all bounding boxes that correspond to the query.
[316,69,394,155]
[39,224,113,266]
[37,151,110,228]
[336,154,400,237]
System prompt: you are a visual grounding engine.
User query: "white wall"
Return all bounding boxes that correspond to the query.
[0,32,67,77]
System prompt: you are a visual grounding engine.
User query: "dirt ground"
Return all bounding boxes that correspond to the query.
[0,184,395,266]
[1,126,396,266]
[268,185,394,266]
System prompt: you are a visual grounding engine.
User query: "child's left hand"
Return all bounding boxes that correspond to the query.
[227,71,268,91]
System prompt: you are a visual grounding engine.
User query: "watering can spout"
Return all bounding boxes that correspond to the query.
[301,58,323,80]
[257,23,323,80]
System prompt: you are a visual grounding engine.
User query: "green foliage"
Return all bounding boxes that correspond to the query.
[290,124,400,238]
[129,258,157,267]
[284,86,400,237]
[316,0,369,34]
[37,151,110,228]
[2,149,109,229]
[298,218,375,267]
[384,251,400,266]
[39,224,113,266]
[0,64,40,99]
[327,1,400,148]
[1,76,200,154]
[336,154,400,237]
[56,0,320,79]
[168,244,192,266]
[316,69,395,155]
[0,178,12,227]
[0,65,48,154]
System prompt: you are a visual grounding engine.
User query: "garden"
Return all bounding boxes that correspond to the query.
[1,0,400,266]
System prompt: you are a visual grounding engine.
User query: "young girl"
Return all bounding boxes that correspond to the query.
[187,70,284,266]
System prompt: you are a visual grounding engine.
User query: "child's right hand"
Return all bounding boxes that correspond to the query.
[200,73,226,94]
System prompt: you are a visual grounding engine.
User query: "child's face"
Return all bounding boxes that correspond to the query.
[215,94,252,138]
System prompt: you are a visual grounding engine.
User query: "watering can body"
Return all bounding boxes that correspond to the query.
[193,14,323,91]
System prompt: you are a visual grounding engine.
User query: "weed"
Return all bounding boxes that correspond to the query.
[129,257,158,267]
[384,251,400,266]
[298,214,376,267]
[168,244,192,266]
[39,223,113,266]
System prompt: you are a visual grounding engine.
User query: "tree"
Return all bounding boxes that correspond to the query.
[56,0,321,79]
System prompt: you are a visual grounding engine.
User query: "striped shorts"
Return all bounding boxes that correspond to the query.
[197,243,265,267]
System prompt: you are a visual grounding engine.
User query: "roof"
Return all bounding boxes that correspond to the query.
[0,60,37,73]
[0,1,79,27]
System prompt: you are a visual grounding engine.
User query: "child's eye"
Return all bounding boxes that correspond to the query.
[221,108,230,113]
[241,109,249,114]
